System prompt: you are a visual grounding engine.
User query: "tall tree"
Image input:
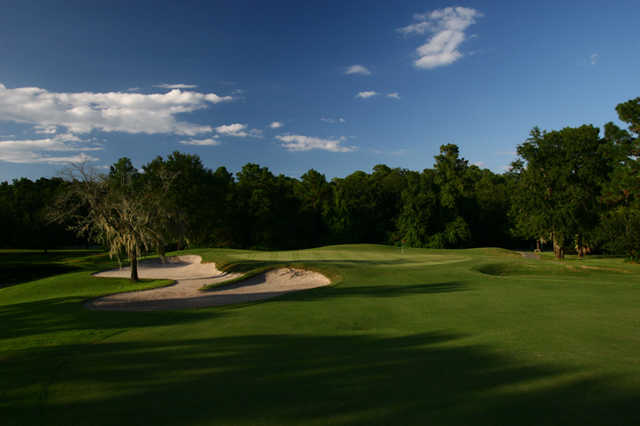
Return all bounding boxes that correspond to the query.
[431,144,472,248]
[511,125,611,259]
[233,163,302,249]
[466,167,511,247]
[598,98,640,260]
[330,171,378,243]
[143,152,221,249]
[295,169,333,246]
[51,160,166,281]
[396,170,439,247]
[616,97,640,135]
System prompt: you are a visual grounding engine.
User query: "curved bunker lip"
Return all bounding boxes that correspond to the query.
[87,255,331,311]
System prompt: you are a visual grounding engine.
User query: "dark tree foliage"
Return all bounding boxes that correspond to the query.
[232,163,304,249]
[143,152,223,249]
[616,97,640,135]
[510,125,614,259]
[295,169,333,246]
[396,170,439,247]
[395,146,508,249]
[0,177,82,250]
[466,167,511,247]
[597,99,640,260]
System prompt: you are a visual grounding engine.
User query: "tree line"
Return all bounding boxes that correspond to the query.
[1,96,638,268]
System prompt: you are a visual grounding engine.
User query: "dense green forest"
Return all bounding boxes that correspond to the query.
[1,97,639,260]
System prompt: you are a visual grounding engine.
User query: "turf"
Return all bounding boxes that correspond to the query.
[2,245,640,425]
[0,250,103,288]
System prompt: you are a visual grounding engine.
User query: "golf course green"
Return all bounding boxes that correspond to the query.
[2,244,640,425]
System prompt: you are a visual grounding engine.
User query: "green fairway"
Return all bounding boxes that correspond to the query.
[2,245,640,425]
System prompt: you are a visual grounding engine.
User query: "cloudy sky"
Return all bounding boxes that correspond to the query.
[1,0,639,181]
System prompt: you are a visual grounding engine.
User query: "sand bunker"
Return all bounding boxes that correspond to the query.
[87,255,330,311]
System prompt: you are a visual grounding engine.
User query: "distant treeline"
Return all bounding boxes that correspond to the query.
[2,96,639,260]
[0,148,516,252]
[0,177,85,250]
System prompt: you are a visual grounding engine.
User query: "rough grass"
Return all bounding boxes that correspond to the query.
[2,245,640,425]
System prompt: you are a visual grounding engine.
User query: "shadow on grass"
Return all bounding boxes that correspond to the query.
[0,251,102,263]
[0,298,220,341]
[3,331,640,425]
[111,282,466,311]
[0,264,83,288]
[0,251,114,288]
[474,261,631,277]
[287,281,466,302]
[220,258,426,273]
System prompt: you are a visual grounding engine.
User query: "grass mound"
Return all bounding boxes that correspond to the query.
[474,259,631,277]
[473,262,549,276]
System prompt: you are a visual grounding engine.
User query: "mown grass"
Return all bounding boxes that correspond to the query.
[2,245,640,425]
[0,250,103,288]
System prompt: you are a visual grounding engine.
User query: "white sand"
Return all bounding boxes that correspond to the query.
[87,255,330,311]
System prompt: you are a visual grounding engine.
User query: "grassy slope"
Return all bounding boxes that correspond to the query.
[2,245,640,425]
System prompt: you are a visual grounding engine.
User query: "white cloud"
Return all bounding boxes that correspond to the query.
[0,133,102,164]
[214,123,262,138]
[321,117,346,124]
[590,53,599,65]
[387,92,401,99]
[179,137,220,146]
[6,152,98,164]
[345,65,372,75]
[276,134,356,152]
[472,161,485,167]
[0,82,232,136]
[216,123,247,136]
[154,83,199,89]
[215,123,249,137]
[356,91,378,99]
[269,121,283,129]
[127,87,141,92]
[399,7,481,69]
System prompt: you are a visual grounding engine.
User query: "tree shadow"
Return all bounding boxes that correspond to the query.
[222,258,423,274]
[83,281,465,311]
[0,251,101,263]
[0,264,82,288]
[0,298,220,341]
[0,251,111,288]
[287,281,466,302]
[3,331,640,425]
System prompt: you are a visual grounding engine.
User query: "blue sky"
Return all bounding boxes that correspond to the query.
[1,0,639,181]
